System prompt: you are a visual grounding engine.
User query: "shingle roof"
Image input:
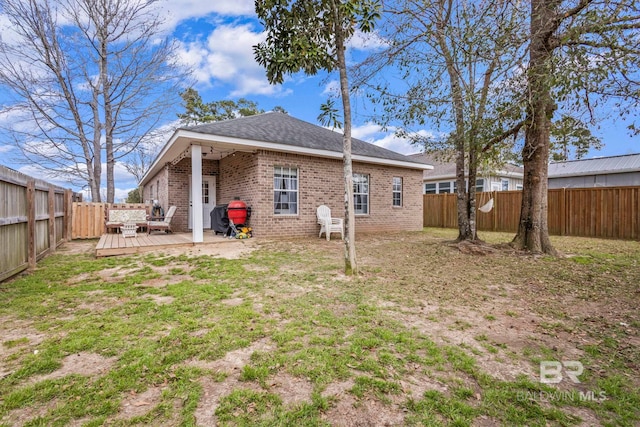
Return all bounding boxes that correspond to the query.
[548,153,640,177]
[407,152,523,179]
[182,112,427,165]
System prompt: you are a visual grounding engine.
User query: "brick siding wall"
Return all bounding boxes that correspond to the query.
[251,150,423,238]
[143,165,169,211]
[162,150,423,237]
[219,151,260,211]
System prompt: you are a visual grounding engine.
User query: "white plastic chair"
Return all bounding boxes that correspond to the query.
[147,205,177,234]
[316,205,344,241]
[120,222,138,238]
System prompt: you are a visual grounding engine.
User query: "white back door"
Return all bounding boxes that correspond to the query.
[189,175,216,229]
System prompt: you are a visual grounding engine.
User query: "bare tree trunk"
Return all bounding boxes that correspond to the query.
[334,9,358,275]
[89,73,103,202]
[435,0,475,241]
[512,0,557,255]
[467,144,478,240]
[454,140,471,240]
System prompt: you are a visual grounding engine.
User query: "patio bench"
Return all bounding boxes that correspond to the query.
[105,207,149,234]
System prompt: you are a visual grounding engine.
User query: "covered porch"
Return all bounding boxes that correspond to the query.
[95,231,233,257]
[141,127,266,245]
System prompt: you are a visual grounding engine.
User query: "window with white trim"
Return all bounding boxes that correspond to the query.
[202,180,209,204]
[392,177,402,207]
[475,178,485,193]
[353,173,369,215]
[274,166,298,215]
[501,179,509,191]
[425,183,436,194]
[438,182,451,194]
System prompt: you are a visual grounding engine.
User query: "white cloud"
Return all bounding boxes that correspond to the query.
[0,12,24,45]
[0,145,13,154]
[351,122,430,155]
[108,161,137,184]
[17,159,138,201]
[17,164,73,187]
[161,0,255,30]
[369,133,421,155]
[23,140,67,158]
[77,186,136,203]
[175,23,287,97]
[347,29,388,51]
[322,80,340,97]
[352,122,385,140]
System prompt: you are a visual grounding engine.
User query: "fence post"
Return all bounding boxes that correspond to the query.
[491,191,498,231]
[48,186,56,253]
[64,190,73,241]
[27,180,36,269]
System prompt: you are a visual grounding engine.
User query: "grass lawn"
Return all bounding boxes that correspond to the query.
[0,228,638,426]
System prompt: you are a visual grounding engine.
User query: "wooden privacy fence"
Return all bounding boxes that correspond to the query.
[424,186,640,240]
[0,165,76,282]
[72,202,107,239]
[72,203,150,239]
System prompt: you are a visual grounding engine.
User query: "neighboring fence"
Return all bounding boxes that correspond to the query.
[423,186,640,240]
[0,165,77,282]
[72,202,107,239]
[72,203,150,239]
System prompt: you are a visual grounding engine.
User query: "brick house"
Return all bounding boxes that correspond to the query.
[140,112,432,242]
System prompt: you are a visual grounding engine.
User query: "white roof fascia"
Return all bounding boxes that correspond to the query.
[142,129,432,185]
[423,171,522,181]
[495,170,524,178]
[549,168,640,178]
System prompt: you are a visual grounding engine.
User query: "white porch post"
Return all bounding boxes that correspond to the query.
[191,144,204,243]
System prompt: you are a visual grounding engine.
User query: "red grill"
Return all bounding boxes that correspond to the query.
[227,199,249,225]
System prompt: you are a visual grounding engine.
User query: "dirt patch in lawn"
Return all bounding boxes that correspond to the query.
[184,337,275,373]
[1,398,62,427]
[267,372,314,406]
[116,386,165,420]
[146,294,175,305]
[189,338,276,426]
[0,319,48,379]
[322,394,406,427]
[31,352,116,384]
[57,240,96,255]
[160,239,258,259]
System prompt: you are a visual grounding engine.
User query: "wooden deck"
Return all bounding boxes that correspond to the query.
[95,231,229,257]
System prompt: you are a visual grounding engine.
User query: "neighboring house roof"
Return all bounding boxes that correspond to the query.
[142,112,432,185]
[548,153,640,178]
[407,153,523,180]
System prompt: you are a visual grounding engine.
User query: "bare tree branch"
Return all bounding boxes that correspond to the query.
[0,0,189,201]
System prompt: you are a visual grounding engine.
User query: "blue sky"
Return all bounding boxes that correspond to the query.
[0,0,637,200]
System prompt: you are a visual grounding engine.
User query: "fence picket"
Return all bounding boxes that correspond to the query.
[424,186,640,240]
[1,166,76,282]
